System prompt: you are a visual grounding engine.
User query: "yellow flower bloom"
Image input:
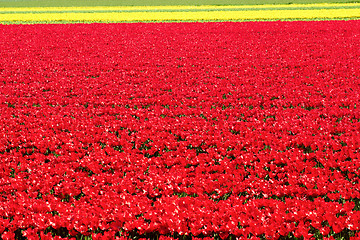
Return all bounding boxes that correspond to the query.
[1,3,360,23]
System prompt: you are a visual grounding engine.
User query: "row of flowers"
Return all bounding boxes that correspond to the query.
[0,21,360,239]
[1,5,360,23]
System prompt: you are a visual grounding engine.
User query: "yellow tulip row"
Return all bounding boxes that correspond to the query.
[1,3,360,23]
[1,3,360,12]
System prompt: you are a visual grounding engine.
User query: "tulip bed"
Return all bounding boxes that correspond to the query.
[0,0,356,7]
[1,21,360,240]
[1,4,360,24]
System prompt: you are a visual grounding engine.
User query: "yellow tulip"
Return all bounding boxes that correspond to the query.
[1,3,360,23]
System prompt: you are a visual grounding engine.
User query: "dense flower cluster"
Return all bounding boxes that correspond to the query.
[1,3,360,24]
[1,21,360,240]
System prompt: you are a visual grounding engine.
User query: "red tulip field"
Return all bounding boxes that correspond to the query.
[1,21,360,239]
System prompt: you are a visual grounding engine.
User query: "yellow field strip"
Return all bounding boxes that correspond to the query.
[1,3,360,23]
[1,3,360,12]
